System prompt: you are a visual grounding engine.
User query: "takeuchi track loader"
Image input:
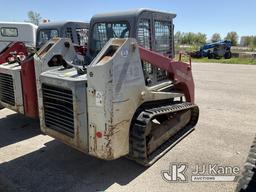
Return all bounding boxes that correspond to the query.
[0,21,89,115]
[35,9,199,165]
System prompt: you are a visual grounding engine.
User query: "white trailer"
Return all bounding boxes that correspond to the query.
[0,22,38,52]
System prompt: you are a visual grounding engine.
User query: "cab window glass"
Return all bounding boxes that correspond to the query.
[76,28,89,45]
[138,19,151,49]
[154,21,171,52]
[66,27,74,42]
[37,29,59,48]
[90,22,130,56]
[1,27,18,37]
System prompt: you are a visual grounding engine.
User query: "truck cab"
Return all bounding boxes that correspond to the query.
[0,22,37,52]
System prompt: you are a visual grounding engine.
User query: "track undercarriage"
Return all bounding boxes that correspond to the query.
[129,101,199,166]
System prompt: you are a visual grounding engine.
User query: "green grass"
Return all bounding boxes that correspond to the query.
[176,55,256,65]
[191,57,256,65]
[175,45,199,52]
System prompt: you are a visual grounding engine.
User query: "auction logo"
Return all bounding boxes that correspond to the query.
[161,163,240,183]
[161,163,188,182]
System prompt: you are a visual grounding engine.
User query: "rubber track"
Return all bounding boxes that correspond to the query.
[129,102,199,166]
[236,135,256,192]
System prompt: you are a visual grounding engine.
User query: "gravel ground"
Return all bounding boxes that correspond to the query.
[0,63,255,192]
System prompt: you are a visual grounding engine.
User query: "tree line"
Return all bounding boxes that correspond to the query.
[26,11,42,26]
[240,36,256,47]
[175,31,256,48]
[175,32,207,46]
[175,31,240,46]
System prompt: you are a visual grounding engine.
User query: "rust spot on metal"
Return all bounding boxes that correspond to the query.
[131,42,137,52]
[101,125,114,159]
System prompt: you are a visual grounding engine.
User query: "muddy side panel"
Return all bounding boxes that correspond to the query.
[87,38,146,160]
[38,68,89,153]
[34,38,81,122]
[21,57,38,118]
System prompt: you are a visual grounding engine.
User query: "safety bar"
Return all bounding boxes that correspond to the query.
[178,51,192,70]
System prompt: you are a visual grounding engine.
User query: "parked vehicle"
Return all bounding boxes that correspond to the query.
[0,21,89,115]
[36,21,89,53]
[191,40,232,59]
[0,22,38,65]
[34,9,199,166]
[0,22,37,52]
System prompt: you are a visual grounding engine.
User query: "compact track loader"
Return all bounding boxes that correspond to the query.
[35,9,199,165]
[0,21,89,115]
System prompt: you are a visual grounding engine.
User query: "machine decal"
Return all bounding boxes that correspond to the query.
[96,91,103,106]
[121,48,129,57]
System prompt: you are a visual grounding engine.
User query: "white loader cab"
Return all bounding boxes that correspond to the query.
[0,22,38,52]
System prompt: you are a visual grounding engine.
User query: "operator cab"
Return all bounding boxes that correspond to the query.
[36,21,89,50]
[89,9,176,58]
[88,9,176,86]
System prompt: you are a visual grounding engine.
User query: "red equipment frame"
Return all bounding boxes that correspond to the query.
[20,56,38,118]
[0,41,38,118]
[0,42,28,64]
[139,47,195,103]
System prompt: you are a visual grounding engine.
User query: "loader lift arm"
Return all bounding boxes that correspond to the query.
[0,42,28,64]
[139,47,195,103]
[128,43,199,166]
